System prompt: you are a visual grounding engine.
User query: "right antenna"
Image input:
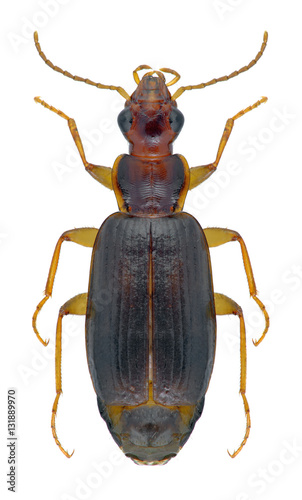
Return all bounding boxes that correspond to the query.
[171,31,268,100]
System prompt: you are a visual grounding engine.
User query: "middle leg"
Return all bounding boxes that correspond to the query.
[205,227,269,345]
[33,227,98,345]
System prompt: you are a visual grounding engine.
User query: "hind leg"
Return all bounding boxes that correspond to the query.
[52,293,87,458]
[214,292,250,458]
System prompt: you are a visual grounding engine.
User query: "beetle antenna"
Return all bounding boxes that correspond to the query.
[171,31,268,100]
[34,31,130,100]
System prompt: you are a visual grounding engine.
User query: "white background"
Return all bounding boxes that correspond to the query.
[1,1,301,499]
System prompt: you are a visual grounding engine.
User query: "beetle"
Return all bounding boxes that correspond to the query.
[33,31,269,465]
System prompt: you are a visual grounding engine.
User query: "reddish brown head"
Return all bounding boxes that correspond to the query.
[118,72,184,157]
[34,31,268,156]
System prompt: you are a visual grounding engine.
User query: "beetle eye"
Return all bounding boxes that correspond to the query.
[118,107,133,133]
[169,108,184,133]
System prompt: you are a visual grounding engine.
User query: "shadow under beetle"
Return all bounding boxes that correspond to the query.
[33,31,270,465]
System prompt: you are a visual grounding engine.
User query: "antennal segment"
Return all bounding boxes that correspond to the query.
[172,32,268,100]
[34,31,130,100]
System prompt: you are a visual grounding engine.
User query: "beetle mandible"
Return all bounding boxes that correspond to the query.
[33,31,269,465]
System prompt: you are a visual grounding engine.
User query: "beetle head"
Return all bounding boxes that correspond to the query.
[117,73,184,157]
[131,71,171,103]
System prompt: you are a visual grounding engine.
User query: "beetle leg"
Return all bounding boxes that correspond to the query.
[204,227,269,346]
[34,97,113,189]
[214,292,250,458]
[189,118,234,189]
[67,118,113,189]
[33,227,98,345]
[52,293,87,458]
[189,97,267,190]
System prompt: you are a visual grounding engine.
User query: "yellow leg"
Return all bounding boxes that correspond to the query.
[214,292,250,458]
[33,227,98,345]
[34,97,113,189]
[189,97,267,190]
[52,293,87,458]
[204,227,269,346]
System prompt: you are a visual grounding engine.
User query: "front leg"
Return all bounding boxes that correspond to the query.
[189,97,267,190]
[34,97,113,189]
